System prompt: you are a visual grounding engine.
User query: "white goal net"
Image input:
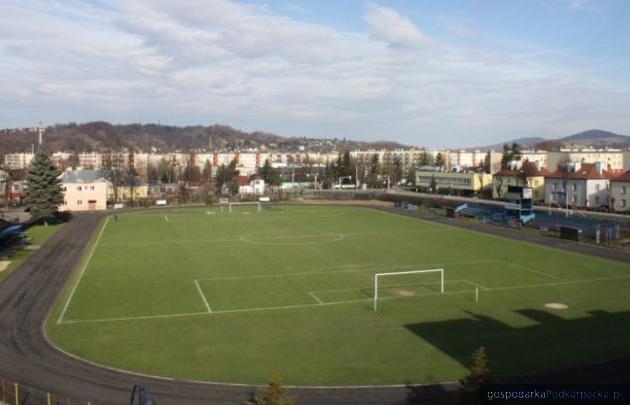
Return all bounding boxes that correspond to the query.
[373,268,444,312]
[228,201,262,213]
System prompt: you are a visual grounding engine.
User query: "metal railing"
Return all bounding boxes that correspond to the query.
[0,378,92,405]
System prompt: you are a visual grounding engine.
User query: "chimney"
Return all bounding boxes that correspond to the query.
[37,121,44,145]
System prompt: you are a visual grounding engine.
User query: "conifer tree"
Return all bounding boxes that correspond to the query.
[25,147,63,225]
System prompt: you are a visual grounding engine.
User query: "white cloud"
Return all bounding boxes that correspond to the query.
[0,0,628,147]
[364,3,432,48]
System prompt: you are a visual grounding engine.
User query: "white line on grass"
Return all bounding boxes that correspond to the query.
[59,273,630,324]
[194,280,212,313]
[501,261,565,282]
[196,259,496,282]
[62,311,209,324]
[57,216,110,324]
[308,291,323,304]
[163,214,169,222]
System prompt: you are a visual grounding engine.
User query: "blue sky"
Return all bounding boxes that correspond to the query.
[1,0,629,148]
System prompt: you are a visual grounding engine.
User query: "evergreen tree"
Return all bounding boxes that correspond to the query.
[341,150,353,177]
[392,155,403,185]
[258,159,281,186]
[460,346,493,404]
[25,147,63,225]
[405,166,416,187]
[202,160,213,184]
[245,373,294,405]
[435,153,445,167]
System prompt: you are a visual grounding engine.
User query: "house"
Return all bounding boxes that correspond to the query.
[240,178,266,195]
[544,162,610,209]
[59,169,109,211]
[416,168,492,196]
[493,161,549,202]
[610,171,630,212]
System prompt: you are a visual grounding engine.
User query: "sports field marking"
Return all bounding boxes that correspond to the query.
[61,311,209,324]
[59,273,630,325]
[99,238,241,247]
[163,214,169,223]
[194,279,212,313]
[57,216,110,324]
[196,259,496,282]
[500,261,566,282]
[308,291,324,304]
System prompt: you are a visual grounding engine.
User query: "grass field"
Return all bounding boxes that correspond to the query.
[47,205,630,385]
[0,223,62,284]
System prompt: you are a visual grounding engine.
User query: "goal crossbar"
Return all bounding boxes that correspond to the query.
[228,201,261,213]
[374,268,444,312]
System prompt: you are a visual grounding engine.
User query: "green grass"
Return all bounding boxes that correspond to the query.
[0,223,62,284]
[47,205,630,385]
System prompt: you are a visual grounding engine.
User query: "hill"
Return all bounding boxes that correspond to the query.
[473,129,630,151]
[0,122,410,155]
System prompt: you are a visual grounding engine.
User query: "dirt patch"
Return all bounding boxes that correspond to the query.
[392,288,415,297]
[545,302,569,310]
[0,261,10,272]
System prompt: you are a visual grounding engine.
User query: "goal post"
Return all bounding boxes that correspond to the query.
[228,201,261,213]
[373,268,444,312]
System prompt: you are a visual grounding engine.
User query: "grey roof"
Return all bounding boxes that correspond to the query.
[59,170,109,184]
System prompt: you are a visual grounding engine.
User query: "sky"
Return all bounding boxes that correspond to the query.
[1,0,629,148]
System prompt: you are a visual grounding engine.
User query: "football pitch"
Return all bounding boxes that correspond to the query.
[48,204,630,386]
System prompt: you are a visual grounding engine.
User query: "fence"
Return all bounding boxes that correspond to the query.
[0,378,92,405]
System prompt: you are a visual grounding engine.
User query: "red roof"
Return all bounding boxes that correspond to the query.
[546,163,610,180]
[495,161,550,177]
[612,170,630,182]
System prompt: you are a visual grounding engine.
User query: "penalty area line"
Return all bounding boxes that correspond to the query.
[194,279,212,313]
[57,216,110,324]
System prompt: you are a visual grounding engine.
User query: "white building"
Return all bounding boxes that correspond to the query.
[610,171,630,212]
[547,149,624,174]
[239,179,266,195]
[59,169,109,211]
[544,162,610,209]
[4,153,34,170]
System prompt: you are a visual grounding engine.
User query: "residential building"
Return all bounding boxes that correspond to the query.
[59,169,108,211]
[493,161,549,202]
[416,168,492,196]
[520,150,548,170]
[547,149,624,173]
[544,162,610,209]
[610,171,630,212]
[4,153,34,170]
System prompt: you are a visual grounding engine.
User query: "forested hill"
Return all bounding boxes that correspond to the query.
[0,122,409,155]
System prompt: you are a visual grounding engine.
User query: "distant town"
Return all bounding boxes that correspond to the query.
[1,122,630,214]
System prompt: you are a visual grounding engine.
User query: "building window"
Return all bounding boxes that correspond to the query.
[622,199,627,208]
[572,184,577,191]
[572,195,577,204]
[595,196,600,205]
[90,185,95,190]
[622,186,627,195]
[77,200,83,205]
[595,184,600,191]
[77,186,82,191]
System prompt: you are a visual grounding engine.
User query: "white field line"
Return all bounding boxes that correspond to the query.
[308,291,324,304]
[194,280,212,313]
[59,273,630,325]
[99,238,241,247]
[196,259,496,282]
[163,214,169,222]
[461,279,491,291]
[62,311,209,324]
[57,216,110,324]
[497,260,565,282]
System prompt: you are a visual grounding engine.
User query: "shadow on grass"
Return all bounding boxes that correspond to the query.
[405,309,630,384]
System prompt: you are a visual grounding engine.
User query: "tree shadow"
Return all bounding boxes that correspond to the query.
[405,309,630,383]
